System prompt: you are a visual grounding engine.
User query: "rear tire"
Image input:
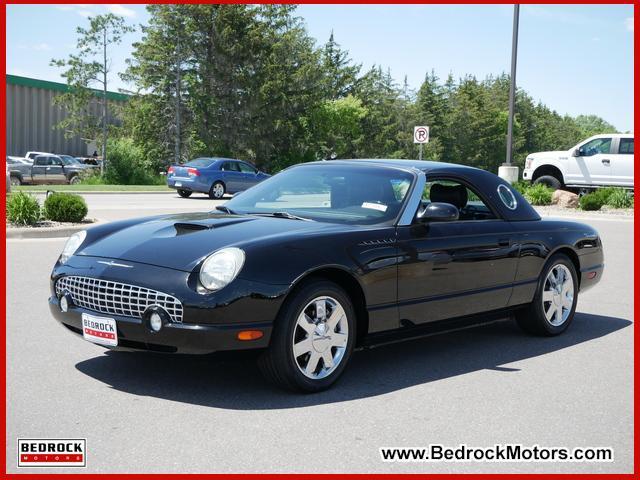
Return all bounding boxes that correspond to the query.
[177,189,192,198]
[533,175,562,190]
[10,176,21,186]
[258,280,356,393]
[516,253,578,336]
[209,181,225,199]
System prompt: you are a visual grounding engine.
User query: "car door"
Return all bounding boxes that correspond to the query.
[31,156,49,184]
[238,161,260,188]
[610,137,634,187]
[568,137,613,185]
[46,156,66,183]
[395,178,519,325]
[220,161,243,192]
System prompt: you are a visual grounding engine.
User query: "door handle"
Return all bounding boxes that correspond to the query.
[46,167,51,171]
[498,238,511,247]
[602,159,610,165]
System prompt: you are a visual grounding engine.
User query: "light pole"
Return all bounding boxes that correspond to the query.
[499,4,521,183]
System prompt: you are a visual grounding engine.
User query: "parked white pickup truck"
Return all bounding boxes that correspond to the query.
[522,133,634,190]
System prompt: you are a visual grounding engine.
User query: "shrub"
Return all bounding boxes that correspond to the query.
[6,192,40,226]
[104,137,159,185]
[593,187,617,204]
[605,188,633,209]
[511,180,530,196]
[579,192,604,211]
[79,171,109,185]
[43,192,88,223]
[524,183,553,205]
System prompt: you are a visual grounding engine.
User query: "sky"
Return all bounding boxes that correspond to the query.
[6,4,635,132]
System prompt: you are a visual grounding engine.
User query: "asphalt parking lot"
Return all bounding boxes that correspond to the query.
[6,193,633,473]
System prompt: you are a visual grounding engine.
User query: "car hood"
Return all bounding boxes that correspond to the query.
[529,150,568,159]
[78,212,342,272]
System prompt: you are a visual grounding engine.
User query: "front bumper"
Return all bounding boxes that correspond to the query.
[50,255,289,354]
[522,168,533,181]
[49,297,272,354]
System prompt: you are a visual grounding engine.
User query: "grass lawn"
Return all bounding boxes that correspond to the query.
[15,184,172,192]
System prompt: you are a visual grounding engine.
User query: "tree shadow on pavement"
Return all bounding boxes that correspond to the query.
[75,313,630,409]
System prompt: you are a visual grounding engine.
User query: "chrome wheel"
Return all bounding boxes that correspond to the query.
[292,296,349,380]
[212,183,224,198]
[542,264,574,326]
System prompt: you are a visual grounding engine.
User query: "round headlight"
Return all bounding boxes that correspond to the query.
[59,230,86,264]
[199,247,245,292]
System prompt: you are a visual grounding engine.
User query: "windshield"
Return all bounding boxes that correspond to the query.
[225,164,414,225]
[184,158,216,168]
[60,155,81,165]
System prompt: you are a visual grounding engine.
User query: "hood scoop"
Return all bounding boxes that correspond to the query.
[174,222,211,233]
[152,217,256,238]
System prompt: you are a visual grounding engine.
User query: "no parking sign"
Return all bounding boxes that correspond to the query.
[413,126,429,144]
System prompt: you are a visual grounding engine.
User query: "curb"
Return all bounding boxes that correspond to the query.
[6,220,105,239]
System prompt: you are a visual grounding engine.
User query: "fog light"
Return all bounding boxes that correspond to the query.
[150,312,163,332]
[60,295,69,313]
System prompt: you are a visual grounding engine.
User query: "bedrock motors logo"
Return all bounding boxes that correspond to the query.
[18,439,86,467]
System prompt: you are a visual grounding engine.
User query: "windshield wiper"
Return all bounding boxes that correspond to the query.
[215,205,236,215]
[254,211,314,222]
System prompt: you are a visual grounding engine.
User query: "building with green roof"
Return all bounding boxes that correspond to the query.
[6,74,129,157]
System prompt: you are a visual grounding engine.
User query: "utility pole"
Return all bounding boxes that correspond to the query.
[101,25,108,176]
[499,4,520,183]
[175,35,181,165]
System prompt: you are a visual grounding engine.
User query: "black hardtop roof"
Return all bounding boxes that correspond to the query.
[300,159,541,222]
[304,158,481,173]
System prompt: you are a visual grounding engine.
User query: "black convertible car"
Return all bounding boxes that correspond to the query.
[50,160,604,392]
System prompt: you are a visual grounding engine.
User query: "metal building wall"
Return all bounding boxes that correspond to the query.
[6,81,125,157]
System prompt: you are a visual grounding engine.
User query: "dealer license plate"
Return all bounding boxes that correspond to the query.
[81,313,118,347]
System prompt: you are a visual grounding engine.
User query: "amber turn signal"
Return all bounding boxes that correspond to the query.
[237,330,264,341]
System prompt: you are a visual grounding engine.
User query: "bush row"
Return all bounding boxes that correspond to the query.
[513,181,633,211]
[579,187,633,211]
[7,192,88,226]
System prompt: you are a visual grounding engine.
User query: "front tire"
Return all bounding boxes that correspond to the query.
[177,189,192,198]
[516,253,578,336]
[69,175,81,185]
[10,176,21,186]
[258,280,356,392]
[209,181,225,199]
[533,175,562,190]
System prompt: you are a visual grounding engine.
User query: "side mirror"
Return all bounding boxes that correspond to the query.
[416,202,459,223]
[573,148,581,157]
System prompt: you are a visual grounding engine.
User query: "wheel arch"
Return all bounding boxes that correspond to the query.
[284,266,369,347]
[532,164,565,184]
[547,246,581,288]
[211,178,226,189]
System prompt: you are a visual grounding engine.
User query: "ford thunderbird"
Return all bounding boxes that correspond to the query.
[50,160,604,392]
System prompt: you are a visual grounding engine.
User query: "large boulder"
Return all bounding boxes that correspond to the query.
[552,189,579,208]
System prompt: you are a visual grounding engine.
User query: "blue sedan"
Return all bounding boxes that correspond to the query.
[167,158,270,199]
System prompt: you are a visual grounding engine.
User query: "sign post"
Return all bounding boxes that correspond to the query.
[413,126,429,160]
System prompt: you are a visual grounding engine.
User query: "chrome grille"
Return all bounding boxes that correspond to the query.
[56,276,183,323]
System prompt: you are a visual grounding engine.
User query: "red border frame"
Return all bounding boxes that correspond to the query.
[2,1,637,477]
